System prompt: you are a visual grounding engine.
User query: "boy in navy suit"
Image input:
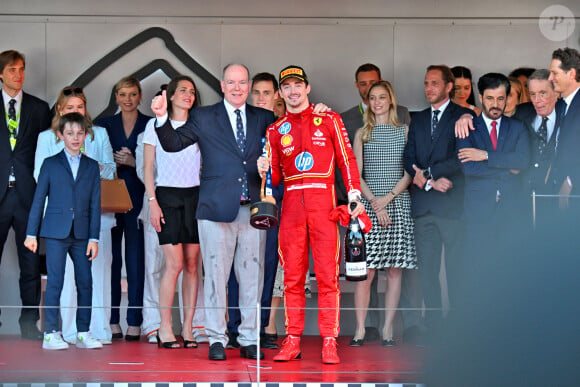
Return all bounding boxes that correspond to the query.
[24,112,102,350]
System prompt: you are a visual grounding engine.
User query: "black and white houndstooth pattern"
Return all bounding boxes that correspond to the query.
[361,124,417,269]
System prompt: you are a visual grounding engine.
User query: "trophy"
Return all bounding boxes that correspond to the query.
[250,137,279,230]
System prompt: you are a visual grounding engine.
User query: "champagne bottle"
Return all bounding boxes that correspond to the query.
[344,202,367,281]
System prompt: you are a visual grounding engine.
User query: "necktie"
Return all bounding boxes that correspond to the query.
[235,109,245,152]
[431,109,440,139]
[234,109,249,200]
[7,99,17,150]
[560,99,568,119]
[537,116,548,152]
[8,99,16,121]
[490,121,498,151]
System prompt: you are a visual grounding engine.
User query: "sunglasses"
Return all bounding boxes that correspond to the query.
[62,87,83,96]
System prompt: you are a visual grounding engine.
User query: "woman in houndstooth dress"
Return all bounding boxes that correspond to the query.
[350,80,416,347]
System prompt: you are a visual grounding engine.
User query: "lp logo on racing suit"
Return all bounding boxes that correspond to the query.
[295,152,314,171]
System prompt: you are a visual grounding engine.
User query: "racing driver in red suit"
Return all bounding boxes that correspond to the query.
[258,65,364,364]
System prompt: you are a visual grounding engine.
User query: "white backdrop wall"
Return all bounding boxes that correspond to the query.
[0,0,579,333]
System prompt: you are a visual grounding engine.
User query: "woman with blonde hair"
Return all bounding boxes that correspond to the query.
[350,81,416,347]
[96,77,151,340]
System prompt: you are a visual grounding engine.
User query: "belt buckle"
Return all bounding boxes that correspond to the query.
[8,181,15,188]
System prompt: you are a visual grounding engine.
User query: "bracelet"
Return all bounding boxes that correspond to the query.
[148,196,156,202]
[389,191,396,197]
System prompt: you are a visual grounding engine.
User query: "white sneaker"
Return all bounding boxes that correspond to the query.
[43,332,69,350]
[146,330,159,344]
[98,338,113,345]
[76,332,103,349]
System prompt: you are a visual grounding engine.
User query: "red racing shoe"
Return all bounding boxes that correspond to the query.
[321,337,340,364]
[273,335,301,361]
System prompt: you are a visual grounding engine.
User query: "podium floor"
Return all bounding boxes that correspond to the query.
[0,335,424,385]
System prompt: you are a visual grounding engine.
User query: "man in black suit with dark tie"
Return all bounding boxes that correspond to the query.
[548,48,580,213]
[404,65,472,339]
[0,50,51,339]
[513,69,559,226]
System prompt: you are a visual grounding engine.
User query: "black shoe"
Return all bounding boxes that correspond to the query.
[364,326,380,341]
[156,334,182,349]
[20,324,43,341]
[260,334,279,349]
[125,334,141,341]
[112,332,123,339]
[240,344,264,360]
[382,338,397,347]
[226,332,240,349]
[209,342,227,360]
[402,326,422,344]
[349,337,365,347]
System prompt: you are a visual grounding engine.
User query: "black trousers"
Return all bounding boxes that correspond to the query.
[414,213,463,331]
[0,188,41,328]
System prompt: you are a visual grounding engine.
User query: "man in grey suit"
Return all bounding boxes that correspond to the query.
[151,64,275,361]
[340,63,420,343]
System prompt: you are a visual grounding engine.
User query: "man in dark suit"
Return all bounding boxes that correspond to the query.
[404,65,472,338]
[457,73,530,278]
[151,64,275,361]
[340,63,417,342]
[513,69,560,226]
[548,47,580,213]
[0,50,51,339]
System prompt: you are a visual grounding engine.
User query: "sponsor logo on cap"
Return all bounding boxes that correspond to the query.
[279,122,291,135]
[295,151,314,172]
[280,67,304,79]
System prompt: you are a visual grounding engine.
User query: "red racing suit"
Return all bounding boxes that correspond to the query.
[267,104,361,338]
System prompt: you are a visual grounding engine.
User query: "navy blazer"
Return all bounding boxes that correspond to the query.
[26,150,101,240]
[404,101,472,219]
[457,115,531,217]
[513,102,559,193]
[0,92,51,207]
[155,101,276,223]
[551,91,580,192]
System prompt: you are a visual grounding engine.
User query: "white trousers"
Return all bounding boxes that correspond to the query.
[198,206,266,347]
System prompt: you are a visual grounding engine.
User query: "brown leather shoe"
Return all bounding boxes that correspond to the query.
[321,337,340,364]
[273,335,301,362]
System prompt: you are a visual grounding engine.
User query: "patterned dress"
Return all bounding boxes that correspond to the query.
[361,123,417,269]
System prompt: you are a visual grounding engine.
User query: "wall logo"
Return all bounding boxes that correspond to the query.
[539,5,575,42]
[63,27,221,119]
[279,122,292,135]
[295,152,314,171]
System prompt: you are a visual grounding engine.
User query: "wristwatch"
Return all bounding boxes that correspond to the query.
[422,167,432,180]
